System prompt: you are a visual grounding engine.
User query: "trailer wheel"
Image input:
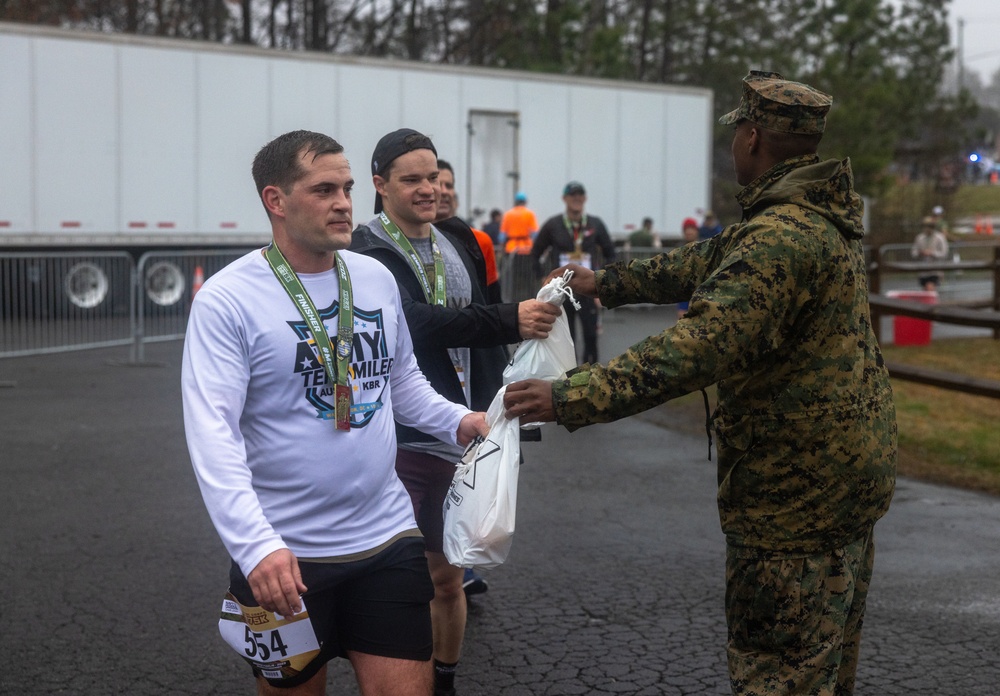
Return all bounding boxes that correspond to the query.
[63,261,110,310]
[144,261,186,308]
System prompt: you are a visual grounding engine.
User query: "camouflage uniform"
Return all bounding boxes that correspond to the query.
[552,72,896,695]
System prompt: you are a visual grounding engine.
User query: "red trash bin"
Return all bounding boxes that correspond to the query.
[886,290,937,346]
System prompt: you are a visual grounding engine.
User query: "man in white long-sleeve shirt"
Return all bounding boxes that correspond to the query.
[182,130,487,696]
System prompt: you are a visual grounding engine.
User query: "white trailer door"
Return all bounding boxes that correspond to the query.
[465,110,518,225]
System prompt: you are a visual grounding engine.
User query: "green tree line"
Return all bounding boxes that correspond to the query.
[2,0,981,231]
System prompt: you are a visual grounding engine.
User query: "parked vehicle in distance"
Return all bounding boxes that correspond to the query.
[0,22,712,314]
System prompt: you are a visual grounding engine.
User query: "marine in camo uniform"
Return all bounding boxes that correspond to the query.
[503,70,897,695]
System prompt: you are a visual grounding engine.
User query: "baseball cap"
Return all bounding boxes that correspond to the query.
[514,191,527,204]
[682,217,699,230]
[719,70,832,135]
[563,181,586,196]
[371,128,437,213]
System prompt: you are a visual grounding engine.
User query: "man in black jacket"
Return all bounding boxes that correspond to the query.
[531,181,617,364]
[350,128,558,696]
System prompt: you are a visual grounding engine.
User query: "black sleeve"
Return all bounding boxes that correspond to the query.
[358,224,524,350]
[485,279,503,306]
[400,291,521,348]
[531,219,557,278]
[530,221,552,261]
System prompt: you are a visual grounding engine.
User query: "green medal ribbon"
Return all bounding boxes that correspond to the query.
[264,242,354,430]
[563,213,588,249]
[378,211,446,306]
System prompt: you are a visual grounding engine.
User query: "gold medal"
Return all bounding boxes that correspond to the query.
[335,384,351,431]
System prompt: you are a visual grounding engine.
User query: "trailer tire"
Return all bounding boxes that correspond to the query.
[63,261,110,311]
[144,260,187,309]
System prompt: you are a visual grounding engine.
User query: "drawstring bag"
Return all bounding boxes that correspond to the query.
[503,269,580,386]
[442,271,579,568]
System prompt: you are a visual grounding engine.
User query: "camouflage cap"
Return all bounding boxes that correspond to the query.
[719,70,832,135]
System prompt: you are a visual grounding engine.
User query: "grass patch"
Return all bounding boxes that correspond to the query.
[953,186,1000,217]
[881,337,1000,496]
[641,338,1000,497]
[873,182,1000,218]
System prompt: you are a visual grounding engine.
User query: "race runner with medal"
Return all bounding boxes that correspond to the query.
[183,131,488,695]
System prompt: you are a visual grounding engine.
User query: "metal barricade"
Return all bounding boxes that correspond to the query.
[134,249,253,362]
[499,252,541,303]
[1,249,253,361]
[876,241,997,302]
[1,251,135,357]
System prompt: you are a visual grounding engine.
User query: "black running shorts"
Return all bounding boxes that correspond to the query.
[226,536,434,688]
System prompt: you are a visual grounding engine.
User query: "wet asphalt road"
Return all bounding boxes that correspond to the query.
[1,306,998,695]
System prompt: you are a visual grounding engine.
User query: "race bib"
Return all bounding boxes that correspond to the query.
[218,593,320,681]
[559,251,592,270]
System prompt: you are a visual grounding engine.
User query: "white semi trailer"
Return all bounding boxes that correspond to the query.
[0,21,712,312]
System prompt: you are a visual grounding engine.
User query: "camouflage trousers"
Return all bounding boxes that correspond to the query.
[725,529,874,696]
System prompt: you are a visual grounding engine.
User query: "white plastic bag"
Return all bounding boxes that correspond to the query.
[502,270,580,384]
[442,390,520,568]
[442,272,581,569]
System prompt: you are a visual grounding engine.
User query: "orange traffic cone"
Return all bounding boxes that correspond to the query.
[191,265,205,298]
[974,215,994,235]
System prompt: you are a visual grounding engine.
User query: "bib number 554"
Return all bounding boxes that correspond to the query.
[244,625,290,661]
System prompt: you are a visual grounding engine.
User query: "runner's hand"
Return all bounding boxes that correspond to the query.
[457,411,489,446]
[247,548,307,616]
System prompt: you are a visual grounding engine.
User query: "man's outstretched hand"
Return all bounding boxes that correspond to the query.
[545,263,597,298]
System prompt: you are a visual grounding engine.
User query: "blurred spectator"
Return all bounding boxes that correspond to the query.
[628,217,661,249]
[930,205,950,237]
[676,217,700,318]
[482,208,503,246]
[532,180,616,364]
[500,192,540,301]
[500,192,538,255]
[911,215,949,290]
[698,210,723,239]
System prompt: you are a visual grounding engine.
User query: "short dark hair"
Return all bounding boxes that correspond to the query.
[757,127,823,161]
[437,159,453,174]
[252,130,344,211]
